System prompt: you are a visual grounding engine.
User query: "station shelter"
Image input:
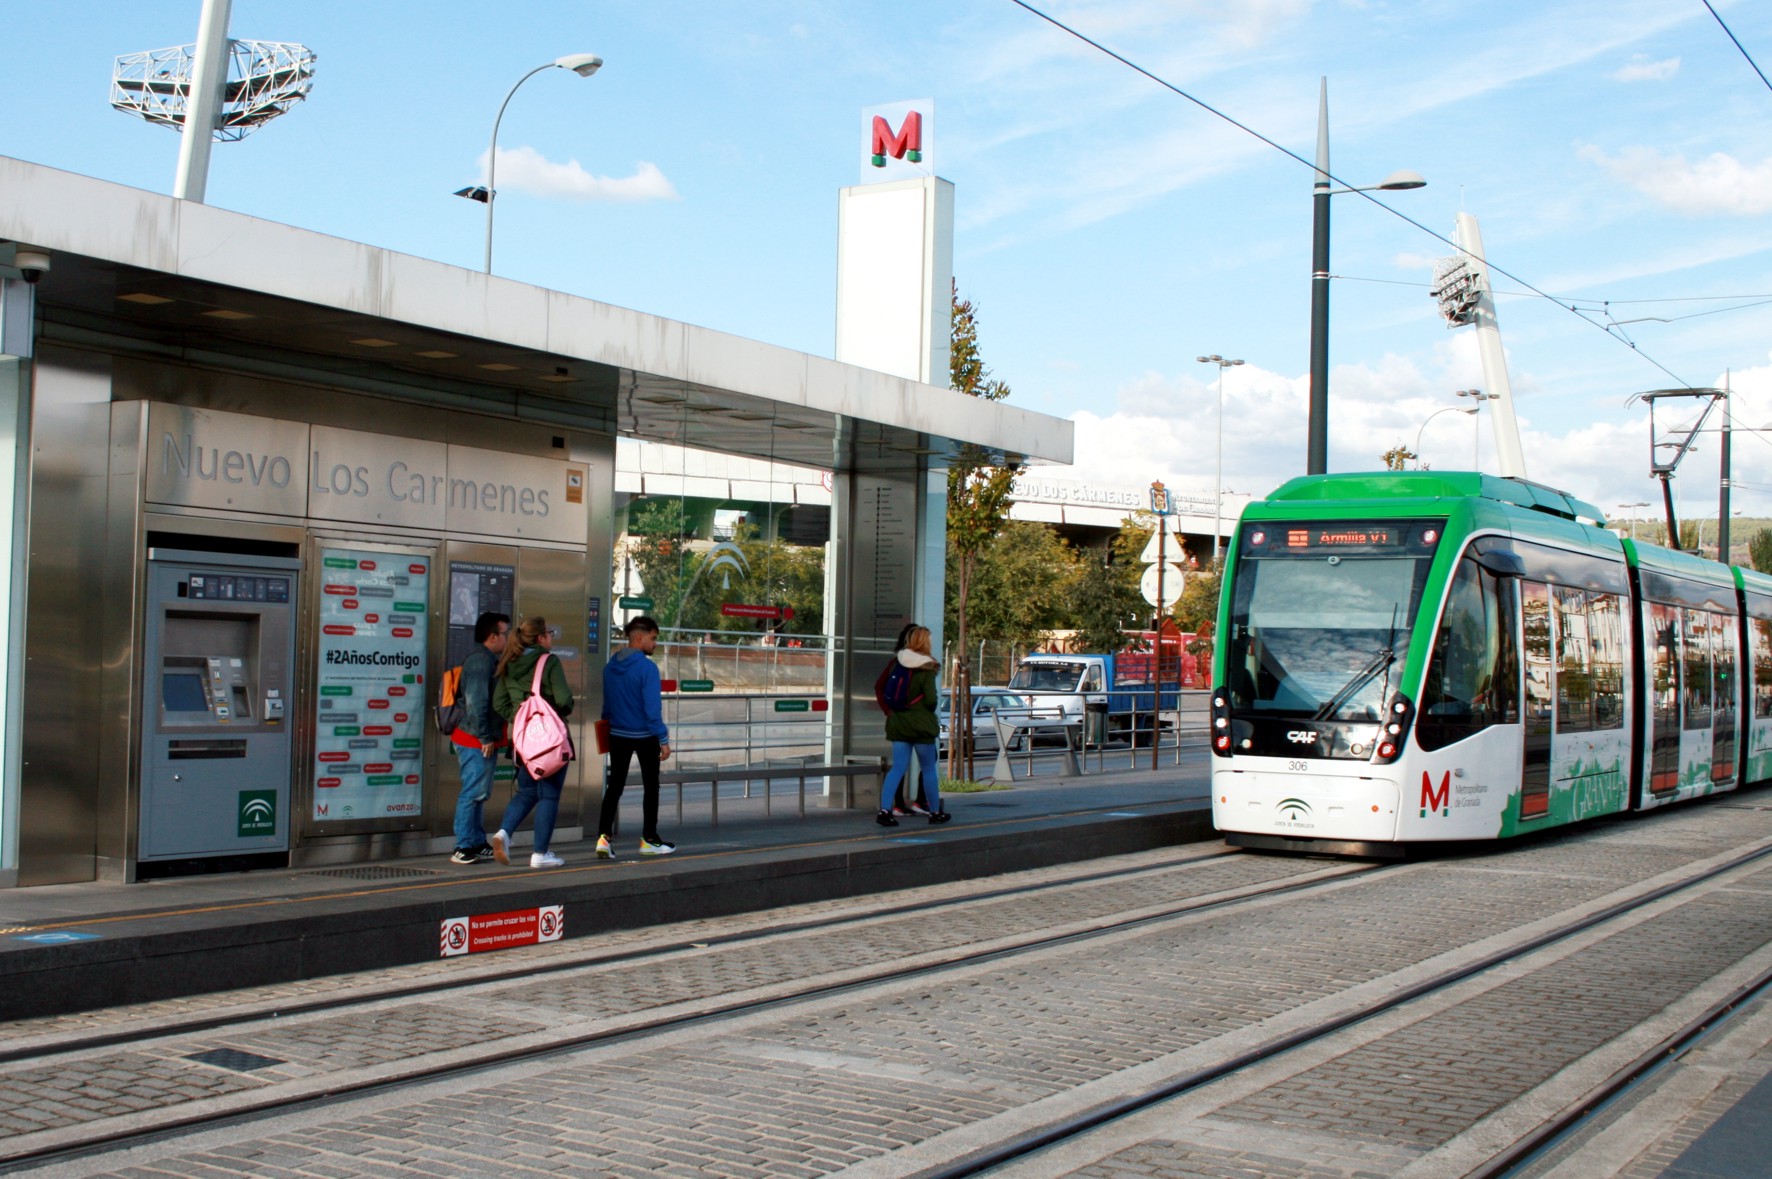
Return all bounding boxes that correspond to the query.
[0,155,1073,887]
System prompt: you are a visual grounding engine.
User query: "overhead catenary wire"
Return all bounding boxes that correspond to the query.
[1333,275,1772,322]
[1702,0,1772,96]
[1004,0,1700,390]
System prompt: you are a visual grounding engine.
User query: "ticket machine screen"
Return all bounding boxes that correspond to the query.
[162,672,209,713]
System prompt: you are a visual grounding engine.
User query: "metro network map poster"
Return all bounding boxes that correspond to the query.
[313,548,430,821]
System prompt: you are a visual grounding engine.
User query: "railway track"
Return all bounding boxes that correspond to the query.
[0,847,1373,1172]
[7,811,1772,1177]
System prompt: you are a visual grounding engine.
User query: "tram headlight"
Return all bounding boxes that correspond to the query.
[1372,692,1414,764]
[1210,685,1233,758]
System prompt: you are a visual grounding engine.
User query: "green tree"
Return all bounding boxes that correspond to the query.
[1750,528,1772,574]
[947,521,1074,647]
[625,497,693,626]
[1065,518,1150,654]
[1381,444,1417,471]
[946,286,1022,777]
[1171,561,1222,633]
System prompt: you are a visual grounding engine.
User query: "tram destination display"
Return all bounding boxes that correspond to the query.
[1241,519,1441,557]
[314,548,431,821]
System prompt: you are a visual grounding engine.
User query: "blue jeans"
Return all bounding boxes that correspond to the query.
[499,760,565,854]
[452,743,496,849]
[880,741,940,814]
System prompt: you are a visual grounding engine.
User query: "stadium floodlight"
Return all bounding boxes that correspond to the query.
[111,40,316,141]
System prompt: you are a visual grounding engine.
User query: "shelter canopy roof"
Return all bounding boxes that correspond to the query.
[0,155,1072,472]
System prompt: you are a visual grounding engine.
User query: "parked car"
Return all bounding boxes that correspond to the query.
[938,688,1073,752]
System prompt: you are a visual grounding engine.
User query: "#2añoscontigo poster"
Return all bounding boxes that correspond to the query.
[314,548,430,820]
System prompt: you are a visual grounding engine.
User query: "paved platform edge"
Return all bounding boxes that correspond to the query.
[0,805,1215,1021]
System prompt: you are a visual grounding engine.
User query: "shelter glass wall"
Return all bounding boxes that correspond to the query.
[613,415,834,770]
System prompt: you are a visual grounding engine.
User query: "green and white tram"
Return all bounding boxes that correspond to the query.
[1210,471,1770,856]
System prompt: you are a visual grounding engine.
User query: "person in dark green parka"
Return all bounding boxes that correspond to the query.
[877,626,950,827]
[488,616,575,868]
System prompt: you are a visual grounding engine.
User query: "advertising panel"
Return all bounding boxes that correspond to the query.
[313,547,430,821]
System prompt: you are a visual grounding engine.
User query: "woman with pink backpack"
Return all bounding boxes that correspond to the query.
[489,616,575,868]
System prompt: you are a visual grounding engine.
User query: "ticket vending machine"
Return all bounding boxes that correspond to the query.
[139,549,299,864]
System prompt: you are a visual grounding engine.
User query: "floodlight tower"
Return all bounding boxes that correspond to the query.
[1431,213,1527,480]
[110,0,316,203]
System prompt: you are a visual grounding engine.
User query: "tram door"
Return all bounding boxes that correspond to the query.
[1519,583,1553,819]
[1647,604,1680,794]
[1704,610,1737,786]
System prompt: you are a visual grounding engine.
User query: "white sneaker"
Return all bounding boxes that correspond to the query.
[530,851,564,868]
[490,830,510,865]
[639,837,676,856]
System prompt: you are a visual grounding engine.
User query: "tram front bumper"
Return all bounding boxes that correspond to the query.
[1212,766,1401,853]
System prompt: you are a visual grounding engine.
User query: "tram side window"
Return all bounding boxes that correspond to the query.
[1589,592,1626,731]
[1555,587,1593,733]
[1417,556,1519,751]
[1755,618,1772,719]
[1683,608,1713,730]
[1522,582,1554,736]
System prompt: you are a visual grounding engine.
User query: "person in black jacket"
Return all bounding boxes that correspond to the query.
[448,612,510,864]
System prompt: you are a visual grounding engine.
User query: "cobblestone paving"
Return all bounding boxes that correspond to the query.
[24,805,1772,1178]
[209,1004,547,1071]
[1209,870,1772,1153]
[491,852,1332,1019]
[2,847,1225,1042]
[0,850,1301,1143]
[0,1053,263,1135]
[1064,1139,1389,1179]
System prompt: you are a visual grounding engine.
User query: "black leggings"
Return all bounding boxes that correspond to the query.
[600,734,662,841]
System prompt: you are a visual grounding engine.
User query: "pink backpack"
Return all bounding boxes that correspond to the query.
[511,654,574,778]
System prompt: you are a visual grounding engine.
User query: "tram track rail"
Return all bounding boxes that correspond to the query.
[0,844,1318,1066]
[0,852,1382,1173]
[8,834,1770,1177]
[912,837,1772,1179]
[1472,966,1772,1179]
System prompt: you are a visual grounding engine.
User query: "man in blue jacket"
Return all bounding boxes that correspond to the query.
[449,612,511,864]
[598,615,673,858]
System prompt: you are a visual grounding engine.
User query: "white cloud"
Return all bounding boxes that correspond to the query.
[1578,145,1772,216]
[1611,55,1679,82]
[1058,350,1772,520]
[481,146,679,202]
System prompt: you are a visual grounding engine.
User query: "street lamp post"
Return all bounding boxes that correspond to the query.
[1413,407,1477,467]
[1307,78,1425,475]
[1617,502,1651,541]
[456,53,603,274]
[1455,389,1499,468]
[1196,354,1243,563]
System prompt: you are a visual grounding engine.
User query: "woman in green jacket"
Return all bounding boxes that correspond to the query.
[877,626,950,827]
[489,616,575,868]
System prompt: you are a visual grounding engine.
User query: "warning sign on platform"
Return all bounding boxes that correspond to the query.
[440,905,564,957]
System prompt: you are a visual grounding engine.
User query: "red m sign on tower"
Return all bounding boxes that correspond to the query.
[870,111,922,167]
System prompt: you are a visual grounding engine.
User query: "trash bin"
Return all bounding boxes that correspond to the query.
[830,753,887,810]
[1083,700,1109,747]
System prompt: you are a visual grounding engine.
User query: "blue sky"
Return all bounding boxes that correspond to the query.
[6,1,1772,527]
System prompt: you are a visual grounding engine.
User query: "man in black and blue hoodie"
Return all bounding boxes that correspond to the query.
[597,615,673,858]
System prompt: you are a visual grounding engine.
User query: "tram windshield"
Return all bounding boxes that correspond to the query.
[1226,519,1443,721]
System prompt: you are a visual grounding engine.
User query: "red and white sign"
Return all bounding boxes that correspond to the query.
[859,99,934,184]
[721,603,795,620]
[440,904,564,957]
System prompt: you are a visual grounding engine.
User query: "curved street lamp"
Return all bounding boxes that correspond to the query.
[456,53,603,274]
[1196,354,1243,562]
[1308,78,1426,475]
[1455,389,1498,466]
[1413,407,1477,467]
